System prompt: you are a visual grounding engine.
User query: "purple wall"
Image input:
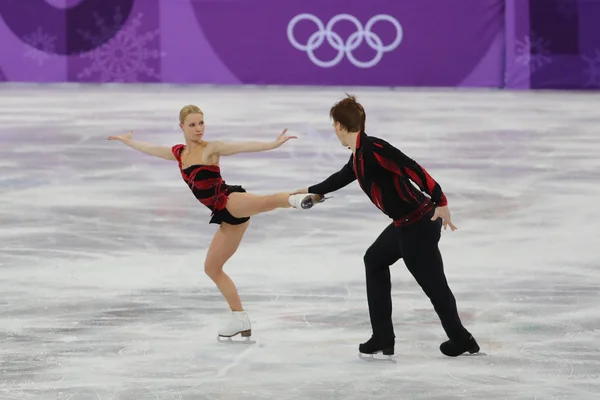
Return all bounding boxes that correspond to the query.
[505,0,600,89]
[0,0,597,89]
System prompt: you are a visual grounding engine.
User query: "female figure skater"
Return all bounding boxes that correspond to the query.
[107,104,322,341]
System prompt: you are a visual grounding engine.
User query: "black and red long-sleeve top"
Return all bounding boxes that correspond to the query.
[172,144,229,214]
[308,132,448,226]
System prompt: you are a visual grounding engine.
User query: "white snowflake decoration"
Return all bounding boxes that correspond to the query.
[77,10,163,82]
[515,32,552,72]
[78,7,126,47]
[22,27,56,66]
[582,49,600,88]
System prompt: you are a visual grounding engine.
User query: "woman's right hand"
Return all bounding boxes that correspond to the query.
[107,131,133,143]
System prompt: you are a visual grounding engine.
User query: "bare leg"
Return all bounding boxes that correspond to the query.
[225,191,299,218]
[204,220,250,311]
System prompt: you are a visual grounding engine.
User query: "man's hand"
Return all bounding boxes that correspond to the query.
[291,188,309,195]
[431,206,457,231]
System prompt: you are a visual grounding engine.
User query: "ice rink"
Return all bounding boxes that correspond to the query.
[1,84,599,400]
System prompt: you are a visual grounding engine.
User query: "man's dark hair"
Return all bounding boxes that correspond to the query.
[329,94,366,132]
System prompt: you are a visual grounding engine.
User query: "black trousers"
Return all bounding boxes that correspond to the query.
[363,210,471,343]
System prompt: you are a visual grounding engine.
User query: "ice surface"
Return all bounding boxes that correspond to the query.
[0,83,599,400]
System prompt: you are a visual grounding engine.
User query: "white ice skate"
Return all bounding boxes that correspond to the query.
[288,193,328,209]
[217,311,255,344]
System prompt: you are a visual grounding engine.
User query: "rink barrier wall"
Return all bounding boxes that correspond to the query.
[0,0,597,89]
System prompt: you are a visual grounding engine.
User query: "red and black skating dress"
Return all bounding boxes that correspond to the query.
[172,144,250,225]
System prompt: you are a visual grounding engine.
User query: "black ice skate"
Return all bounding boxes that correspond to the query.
[358,336,396,363]
[440,335,481,357]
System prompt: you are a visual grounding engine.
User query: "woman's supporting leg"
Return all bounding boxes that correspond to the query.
[204,220,250,311]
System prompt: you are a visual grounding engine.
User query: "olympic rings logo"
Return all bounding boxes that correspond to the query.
[287,13,403,68]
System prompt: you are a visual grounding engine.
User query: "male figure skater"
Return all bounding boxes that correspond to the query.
[294,95,479,358]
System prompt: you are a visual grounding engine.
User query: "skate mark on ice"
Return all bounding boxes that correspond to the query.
[66,388,101,400]
[303,313,314,329]
[217,346,255,378]
[164,372,215,399]
[143,386,160,400]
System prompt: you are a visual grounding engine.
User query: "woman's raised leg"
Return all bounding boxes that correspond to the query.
[225,191,321,219]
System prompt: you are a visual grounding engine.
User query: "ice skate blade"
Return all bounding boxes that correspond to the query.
[217,335,256,345]
[358,352,397,363]
[301,195,331,209]
[461,351,486,357]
